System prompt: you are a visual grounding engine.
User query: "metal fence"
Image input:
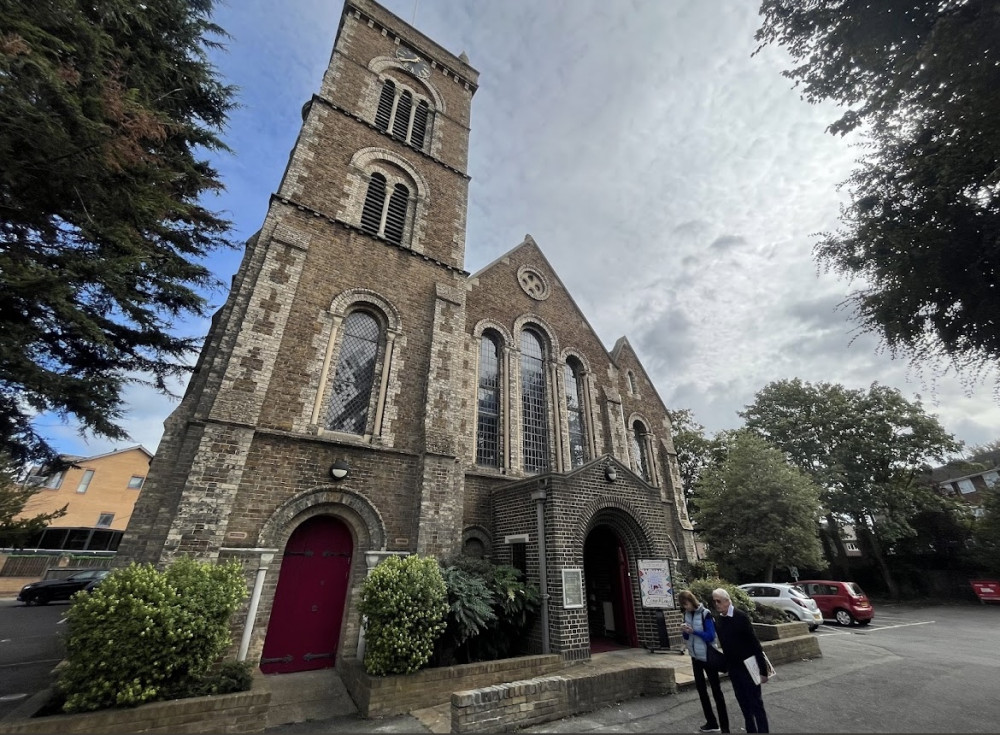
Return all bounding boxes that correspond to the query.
[0,553,114,578]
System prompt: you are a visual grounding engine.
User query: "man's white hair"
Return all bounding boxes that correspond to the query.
[713,587,731,602]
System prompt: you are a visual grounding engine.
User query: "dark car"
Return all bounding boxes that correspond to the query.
[17,569,110,605]
[797,579,874,626]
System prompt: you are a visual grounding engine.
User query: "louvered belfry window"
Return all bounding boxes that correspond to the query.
[327,311,382,435]
[411,100,429,149]
[632,420,650,482]
[384,184,409,245]
[374,79,430,150]
[360,173,386,237]
[477,332,501,467]
[565,360,588,469]
[375,80,395,132]
[520,330,549,473]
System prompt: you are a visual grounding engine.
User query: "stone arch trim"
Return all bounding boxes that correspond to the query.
[368,57,445,112]
[626,411,653,431]
[349,147,429,202]
[258,486,387,552]
[472,318,513,347]
[572,496,660,559]
[329,288,402,334]
[512,314,561,357]
[560,348,593,375]
[462,524,492,556]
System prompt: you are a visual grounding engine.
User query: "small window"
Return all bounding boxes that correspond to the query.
[128,476,145,489]
[957,478,976,494]
[43,471,64,490]
[96,513,114,528]
[627,371,637,395]
[76,469,95,494]
[510,542,527,578]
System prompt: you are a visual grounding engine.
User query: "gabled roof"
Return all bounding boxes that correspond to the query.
[60,445,154,465]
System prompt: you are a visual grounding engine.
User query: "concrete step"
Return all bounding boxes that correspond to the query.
[264,667,358,727]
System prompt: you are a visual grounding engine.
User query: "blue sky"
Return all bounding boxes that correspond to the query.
[43,0,1000,457]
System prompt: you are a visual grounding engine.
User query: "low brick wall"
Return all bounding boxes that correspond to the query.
[451,634,821,734]
[0,681,270,734]
[339,654,564,718]
[753,621,810,641]
[451,661,676,733]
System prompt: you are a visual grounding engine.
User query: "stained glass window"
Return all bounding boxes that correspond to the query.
[327,311,381,434]
[565,360,588,469]
[521,330,549,473]
[632,420,650,482]
[477,332,501,467]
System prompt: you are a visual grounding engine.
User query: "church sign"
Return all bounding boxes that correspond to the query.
[637,559,674,609]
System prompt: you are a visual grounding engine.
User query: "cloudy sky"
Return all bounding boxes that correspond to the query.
[46,0,1000,457]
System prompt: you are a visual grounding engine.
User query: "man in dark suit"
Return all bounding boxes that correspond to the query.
[712,588,770,733]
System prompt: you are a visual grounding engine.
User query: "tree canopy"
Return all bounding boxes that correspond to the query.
[668,408,715,513]
[0,0,236,465]
[693,430,824,582]
[741,378,960,596]
[755,0,1000,372]
[0,455,66,548]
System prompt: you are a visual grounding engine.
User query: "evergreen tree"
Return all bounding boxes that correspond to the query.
[0,0,236,465]
[0,455,66,548]
[755,1,1000,372]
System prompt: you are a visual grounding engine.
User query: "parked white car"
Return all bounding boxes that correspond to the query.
[738,583,822,631]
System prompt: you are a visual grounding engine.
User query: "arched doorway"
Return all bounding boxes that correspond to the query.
[261,515,353,674]
[583,525,638,650]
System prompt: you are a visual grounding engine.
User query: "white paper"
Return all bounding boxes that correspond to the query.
[744,655,761,685]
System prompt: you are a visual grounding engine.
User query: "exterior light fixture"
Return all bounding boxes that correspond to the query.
[604,462,617,483]
[330,460,350,480]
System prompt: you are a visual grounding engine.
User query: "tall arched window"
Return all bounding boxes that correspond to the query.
[326,311,382,434]
[375,80,395,131]
[564,359,588,469]
[392,91,413,139]
[627,370,638,395]
[520,329,549,473]
[631,419,650,482]
[359,173,410,246]
[477,332,501,467]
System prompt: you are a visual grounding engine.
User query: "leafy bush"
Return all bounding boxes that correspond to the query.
[686,577,754,617]
[752,602,789,625]
[358,554,448,675]
[57,558,247,712]
[434,556,540,664]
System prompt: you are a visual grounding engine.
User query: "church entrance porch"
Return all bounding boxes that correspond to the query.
[261,515,353,674]
[584,524,638,651]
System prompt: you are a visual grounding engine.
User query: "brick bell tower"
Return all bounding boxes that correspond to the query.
[118,0,479,665]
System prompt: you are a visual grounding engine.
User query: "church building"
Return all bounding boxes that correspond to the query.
[117,0,697,673]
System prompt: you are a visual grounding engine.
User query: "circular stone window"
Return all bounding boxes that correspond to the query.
[517,266,550,301]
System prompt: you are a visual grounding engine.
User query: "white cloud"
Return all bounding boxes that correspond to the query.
[45,0,1000,457]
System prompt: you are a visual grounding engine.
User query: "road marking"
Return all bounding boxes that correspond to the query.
[0,639,10,643]
[0,658,62,669]
[856,620,935,632]
[0,694,28,702]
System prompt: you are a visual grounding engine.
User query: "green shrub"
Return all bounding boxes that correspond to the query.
[686,577,754,617]
[358,554,448,675]
[752,602,788,625]
[58,558,247,712]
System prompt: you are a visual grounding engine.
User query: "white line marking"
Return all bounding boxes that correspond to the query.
[858,620,935,632]
[0,658,62,669]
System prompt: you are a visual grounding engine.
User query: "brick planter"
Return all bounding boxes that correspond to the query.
[0,679,270,735]
[753,621,810,641]
[338,654,564,718]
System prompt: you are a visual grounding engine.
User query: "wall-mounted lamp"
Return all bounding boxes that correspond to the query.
[604,462,617,483]
[330,460,350,481]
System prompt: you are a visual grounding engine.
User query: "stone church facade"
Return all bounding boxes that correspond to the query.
[117,0,696,672]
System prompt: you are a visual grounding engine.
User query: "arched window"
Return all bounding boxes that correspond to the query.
[373,79,432,151]
[631,419,650,482]
[359,173,411,246]
[326,311,382,434]
[476,332,502,467]
[520,329,549,473]
[564,359,588,469]
[627,370,637,395]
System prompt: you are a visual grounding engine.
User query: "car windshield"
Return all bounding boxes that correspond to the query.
[847,583,866,597]
[789,586,809,599]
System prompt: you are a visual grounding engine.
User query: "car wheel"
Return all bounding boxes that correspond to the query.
[35,592,50,606]
[857,619,871,627]
[834,608,854,626]
[783,610,799,623]
[809,624,819,632]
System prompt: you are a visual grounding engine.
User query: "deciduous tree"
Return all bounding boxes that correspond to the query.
[741,379,960,597]
[0,0,236,465]
[693,430,824,582]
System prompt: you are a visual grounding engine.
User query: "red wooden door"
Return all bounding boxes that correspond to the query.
[260,516,353,674]
[615,540,639,647]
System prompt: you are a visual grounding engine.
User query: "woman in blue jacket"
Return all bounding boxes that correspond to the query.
[679,589,729,733]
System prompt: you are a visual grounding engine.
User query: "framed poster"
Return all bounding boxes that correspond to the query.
[562,568,585,609]
[637,559,674,609]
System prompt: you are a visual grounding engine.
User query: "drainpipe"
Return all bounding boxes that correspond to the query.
[238,552,275,662]
[531,484,550,654]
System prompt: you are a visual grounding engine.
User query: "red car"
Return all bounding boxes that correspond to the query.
[797,580,874,626]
